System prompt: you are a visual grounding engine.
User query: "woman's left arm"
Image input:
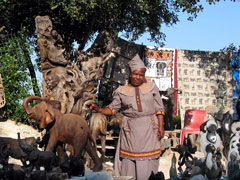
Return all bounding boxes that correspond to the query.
[157,114,165,141]
[152,84,165,140]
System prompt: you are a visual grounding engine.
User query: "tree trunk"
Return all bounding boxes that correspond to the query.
[21,42,41,96]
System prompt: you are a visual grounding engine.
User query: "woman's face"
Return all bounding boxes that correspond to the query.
[130,68,146,87]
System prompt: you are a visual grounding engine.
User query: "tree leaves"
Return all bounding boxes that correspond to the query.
[0,0,222,49]
[0,31,36,123]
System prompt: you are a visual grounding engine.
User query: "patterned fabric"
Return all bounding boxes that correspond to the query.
[108,81,165,161]
[128,53,146,72]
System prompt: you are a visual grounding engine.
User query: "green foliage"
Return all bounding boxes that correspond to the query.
[0,31,35,123]
[220,43,240,53]
[0,0,223,51]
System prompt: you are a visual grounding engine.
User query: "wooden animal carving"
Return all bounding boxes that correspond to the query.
[163,88,182,130]
[18,132,58,172]
[23,96,102,171]
[89,112,108,161]
[0,136,38,167]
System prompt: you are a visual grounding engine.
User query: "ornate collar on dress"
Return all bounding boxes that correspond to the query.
[117,82,155,96]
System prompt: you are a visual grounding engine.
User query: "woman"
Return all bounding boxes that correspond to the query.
[87,54,165,180]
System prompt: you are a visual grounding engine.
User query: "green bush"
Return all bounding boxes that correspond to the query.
[0,32,34,124]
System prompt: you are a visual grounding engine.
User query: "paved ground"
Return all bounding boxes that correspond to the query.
[9,148,228,180]
[100,148,206,179]
[158,149,205,179]
[3,119,229,179]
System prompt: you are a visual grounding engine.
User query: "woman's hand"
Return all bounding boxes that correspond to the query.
[86,103,114,116]
[158,126,165,141]
[86,102,99,113]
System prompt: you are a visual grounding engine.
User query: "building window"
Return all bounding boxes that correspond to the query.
[191,92,197,96]
[197,70,201,76]
[184,69,188,75]
[212,99,216,105]
[190,78,196,82]
[189,64,195,68]
[184,84,189,89]
[198,85,203,90]
[192,84,195,90]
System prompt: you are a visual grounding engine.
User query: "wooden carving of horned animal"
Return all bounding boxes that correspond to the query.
[23,96,102,171]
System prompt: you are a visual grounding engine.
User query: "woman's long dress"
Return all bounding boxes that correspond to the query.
[108,81,165,180]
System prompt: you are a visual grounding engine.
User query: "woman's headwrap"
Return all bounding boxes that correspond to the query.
[128,53,146,72]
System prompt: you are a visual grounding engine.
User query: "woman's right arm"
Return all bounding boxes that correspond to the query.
[87,88,122,116]
[86,102,114,116]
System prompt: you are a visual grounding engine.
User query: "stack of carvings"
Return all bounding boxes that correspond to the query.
[35,15,115,115]
[34,16,124,167]
[177,50,233,126]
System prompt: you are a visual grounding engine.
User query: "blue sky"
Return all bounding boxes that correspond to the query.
[132,1,240,52]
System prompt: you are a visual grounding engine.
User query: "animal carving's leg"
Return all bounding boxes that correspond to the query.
[45,136,62,162]
[73,141,86,158]
[89,130,98,168]
[20,156,27,167]
[65,144,74,157]
[73,133,88,158]
[91,130,97,148]
[56,144,65,163]
[27,162,35,172]
[35,162,40,171]
[19,153,27,167]
[75,140,90,168]
[86,140,102,171]
[101,135,106,162]
[45,137,57,152]
[169,109,174,130]
[188,134,197,153]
